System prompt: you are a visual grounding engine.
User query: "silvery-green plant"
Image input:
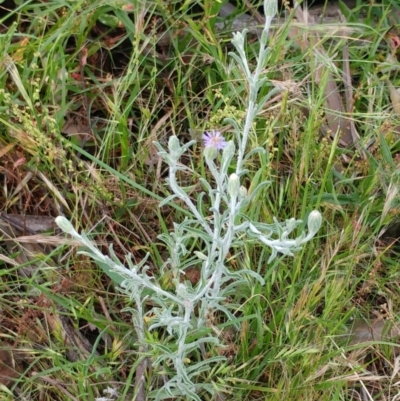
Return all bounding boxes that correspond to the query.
[56,0,322,399]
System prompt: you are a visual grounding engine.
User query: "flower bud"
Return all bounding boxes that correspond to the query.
[228,173,240,198]
[194,251,207,261]
[55,216,76,235]
[168,135,180,155]
[239,185,247,200]
[204,145,218,161]
[176,283,187,298]
[264,0,278,17]
[222,140,235,162]
[307,210,322,234]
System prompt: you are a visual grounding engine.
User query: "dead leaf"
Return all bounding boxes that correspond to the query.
[0,213,57,279]
[0,214,57,233]
[387,31,400,58]
[388,80,400,115]
[13,157,26,169]
[349,318,400,345]
[0,346,24,387]
[290,4,355,147]
[79,48,88,67]
[0,142,16,158]
[185,268,201,285]
[61,115,89,139]
[12,37,29,62]
[392,355,400,380]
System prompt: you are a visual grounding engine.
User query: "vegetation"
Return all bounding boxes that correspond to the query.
[1,0,400,400]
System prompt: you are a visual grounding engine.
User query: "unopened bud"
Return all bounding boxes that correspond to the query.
[307,210,322,234]
[194,251,207,261]
[55,216,76,235]
[228,173,240,197]
[264,0,278,17]
[239,185,247,200]
[168,135,180,154]
[176,283,187,298]
[222,140,235,161]
[204,145,218,161]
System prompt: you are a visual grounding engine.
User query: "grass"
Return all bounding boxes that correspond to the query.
[1,0,400,400]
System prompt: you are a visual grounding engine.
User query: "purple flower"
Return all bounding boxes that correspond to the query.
[202,130,227,150]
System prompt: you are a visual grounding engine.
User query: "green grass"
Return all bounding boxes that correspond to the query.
[1,0,400,400]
